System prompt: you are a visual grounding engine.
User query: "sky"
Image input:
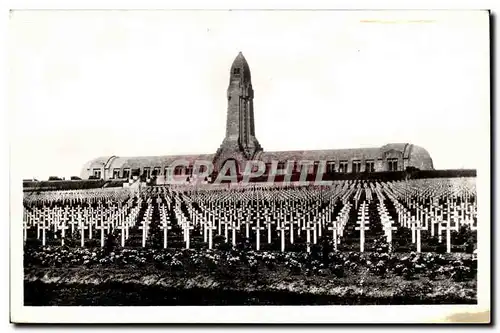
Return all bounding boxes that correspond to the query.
[9,10,489,180]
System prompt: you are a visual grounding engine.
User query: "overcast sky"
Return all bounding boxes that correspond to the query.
[9,10,489,180]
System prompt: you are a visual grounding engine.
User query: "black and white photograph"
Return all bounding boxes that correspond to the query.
[9,8,491,323]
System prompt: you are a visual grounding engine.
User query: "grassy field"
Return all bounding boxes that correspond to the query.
[24,246,477,306]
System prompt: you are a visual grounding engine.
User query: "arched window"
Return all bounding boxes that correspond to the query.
[365,160,375,172]
[174,166,184,175]
[388,158,399,171]
[123,168,130,179]
[339,160,348,173]
[352,160,361,173]
[327,161,335,173]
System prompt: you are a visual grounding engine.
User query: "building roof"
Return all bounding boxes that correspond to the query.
[81,153,215,174]
[81,143,434,178]
[258,147,382,163]
[406,144,434,170]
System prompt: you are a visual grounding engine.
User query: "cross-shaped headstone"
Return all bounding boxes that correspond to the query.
[78,220,88,247]
[160,221,172,249]
[117,223,127,247]
[183,222,194,249]
[23,221,29,242]
[138,221,149,248]
[252,221,265,251]
[302,222,315,253]
[276,223,289,252]
[95,220,107,248]
[414,220,426,253]
[355,215,369,253]
[327,222,338,251]
[59,222,69,246]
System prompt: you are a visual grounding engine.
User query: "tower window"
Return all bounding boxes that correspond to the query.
[92,169,102,179]
[388,158,398,171]
[123,168,130,179]
[339,161,348,173]
[365,160,375,172]
[233,68,240,75]
[174,166,184,175]
[352,160,361,173]
[312,161,321,174]
[327,161,335,173]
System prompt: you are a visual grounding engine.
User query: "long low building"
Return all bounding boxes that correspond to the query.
[81,53,433,182]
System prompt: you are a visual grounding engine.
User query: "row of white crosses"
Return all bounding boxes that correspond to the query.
[386,184,446,253]
[377,199,398,252]
[172,205,195,249]
[191,188,336,252]
[159,203,173,249]
[139,201,153,248]
[24,199,141,247]
[23,177,476,253]
[326,201,352,252]
[24,188,135,207]
[355,201,370,253]
[385,179,477,253]
[117,204,140,247]
[23,187,144,246]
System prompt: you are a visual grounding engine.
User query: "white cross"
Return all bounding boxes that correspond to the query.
[414,221,426,253]
[139,221,149,248]
[23,221,29,242]
[311,220,319,244]
[160,222,172,249]
[355,219,369,253]
[382,222,397,251]
[220,218,230,242]
[38,220,50,246]
[227,221,239,247]
[68,216,79,235]
[264,220,275,244]
[183,222,194,249]
[241,219,252,239]
[288,217,295,244]
[117,223,128,247]
[441,220,454,253]
[207,222,217,249]
[277,223,289,252]
[95,220,107,248]
[78,221,88,247]
[252,221,265,251]
[327,222,338,251]
[302,222,315,253]
[59,222,69,246]
[410,217,417,243]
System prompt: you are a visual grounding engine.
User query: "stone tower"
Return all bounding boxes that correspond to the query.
[214,52,262,172]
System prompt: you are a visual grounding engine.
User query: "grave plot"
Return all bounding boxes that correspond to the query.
[23,177,477,254]
[22,177,478,305]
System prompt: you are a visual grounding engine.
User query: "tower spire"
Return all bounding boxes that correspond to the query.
[217,52,262,160]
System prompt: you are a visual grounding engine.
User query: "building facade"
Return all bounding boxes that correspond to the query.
[81,52,434,182]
